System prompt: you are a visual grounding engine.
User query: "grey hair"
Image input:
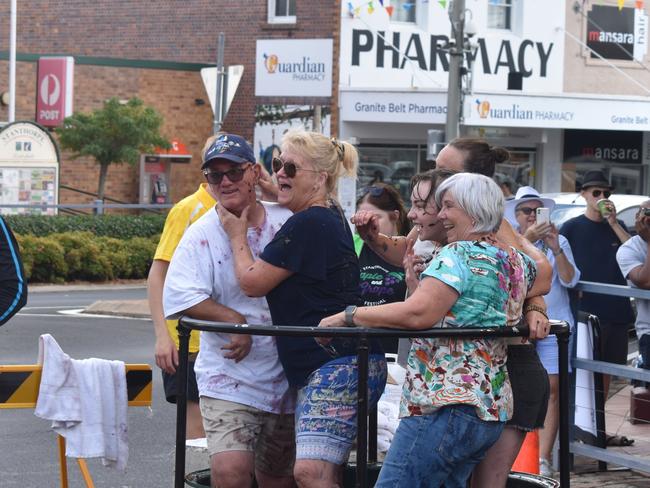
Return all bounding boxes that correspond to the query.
[434,173,504,234]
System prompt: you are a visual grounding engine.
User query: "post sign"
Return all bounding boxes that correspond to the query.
[35,57,74,127]
[586,6,648,61]
[255,39,333,97]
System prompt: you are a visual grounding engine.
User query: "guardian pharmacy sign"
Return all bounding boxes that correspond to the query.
[255,39,333,97]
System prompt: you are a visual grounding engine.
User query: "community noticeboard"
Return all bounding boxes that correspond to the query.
[0,122,60,215]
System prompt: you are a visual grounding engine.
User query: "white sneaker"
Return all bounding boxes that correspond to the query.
[539,458,555,478]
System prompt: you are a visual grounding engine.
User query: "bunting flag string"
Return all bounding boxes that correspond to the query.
[346,0,447,20]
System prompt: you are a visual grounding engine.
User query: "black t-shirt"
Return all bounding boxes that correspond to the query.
[0,216,27,326]
[260,205,382,387]
[560,214,633,323]
[358,244,406,354]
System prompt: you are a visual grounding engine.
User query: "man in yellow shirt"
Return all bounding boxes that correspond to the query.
[147,139,218,439]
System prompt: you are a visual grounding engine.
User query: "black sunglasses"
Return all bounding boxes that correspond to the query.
[272,157,320,178]
[516,207,537,216]
[591,189,611,199]
[203,165,250,185]
[362,186,386,197]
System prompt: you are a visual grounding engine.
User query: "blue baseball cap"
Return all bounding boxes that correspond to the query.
[201,134,255,169]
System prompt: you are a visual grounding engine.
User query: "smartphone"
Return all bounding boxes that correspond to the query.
[536,207,550,225]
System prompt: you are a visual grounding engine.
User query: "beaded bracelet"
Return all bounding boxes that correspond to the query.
[523,303,548,320]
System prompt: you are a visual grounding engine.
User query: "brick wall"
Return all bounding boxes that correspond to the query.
[0,1,339,203]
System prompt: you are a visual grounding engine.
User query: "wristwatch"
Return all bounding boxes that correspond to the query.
[344,305,358,327]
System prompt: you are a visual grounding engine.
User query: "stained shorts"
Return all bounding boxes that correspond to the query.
[199,397,295,477]
[295,355,387,465]
[506,344,550,431]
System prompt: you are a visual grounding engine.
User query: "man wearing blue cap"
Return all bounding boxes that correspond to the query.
[163,134,295,487]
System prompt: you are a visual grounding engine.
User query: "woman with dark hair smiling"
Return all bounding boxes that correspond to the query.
[355,183,410,352]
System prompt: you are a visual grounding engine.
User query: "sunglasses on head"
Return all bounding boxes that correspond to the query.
[591,189,611,199]
[203,165,250,185]
[272,157,321,178]
[516,207,537,216]
[362,186,386,198]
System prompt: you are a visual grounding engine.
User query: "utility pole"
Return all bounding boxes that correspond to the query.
[9,0,17,122]
[445,0,465,142]
[213,33,226,135]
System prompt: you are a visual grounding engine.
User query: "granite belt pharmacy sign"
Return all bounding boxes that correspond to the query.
[35,57,74,127]
[465,94,650,131]
[340,90,447,124]
[255,39,333,97]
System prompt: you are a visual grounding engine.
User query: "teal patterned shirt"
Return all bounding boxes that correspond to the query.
[400,240,536,422]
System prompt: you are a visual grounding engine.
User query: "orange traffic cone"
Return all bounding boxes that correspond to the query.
[511,430,540,474]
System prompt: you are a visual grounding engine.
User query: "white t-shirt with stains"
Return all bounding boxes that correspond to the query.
[163,202,294,414]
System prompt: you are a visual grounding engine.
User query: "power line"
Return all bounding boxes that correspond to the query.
[573,1,650,74]
[559,27,650,95]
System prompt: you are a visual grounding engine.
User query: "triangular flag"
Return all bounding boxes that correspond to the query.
[379,0,384,5]
[636,0,644,9]
[618,0,625,10]
[386,5,394,16]
[347,2,354,16]
[368,1,374,14]
[354,6,361,16]
[438,0,447,7]
[403,2,414,10]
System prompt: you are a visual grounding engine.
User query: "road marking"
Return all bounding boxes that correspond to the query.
[21,306,87,310]
[16,309,149,321]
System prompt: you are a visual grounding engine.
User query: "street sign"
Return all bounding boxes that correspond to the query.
[200,65,244,120]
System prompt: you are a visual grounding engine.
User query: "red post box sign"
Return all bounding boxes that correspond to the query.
[36,57,74,127]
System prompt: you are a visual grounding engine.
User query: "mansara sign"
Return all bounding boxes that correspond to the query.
[35,57,74,127]
[255,39,333,97]
[586,5,648,61]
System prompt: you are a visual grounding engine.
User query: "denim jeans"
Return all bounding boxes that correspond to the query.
[375,404,505,488]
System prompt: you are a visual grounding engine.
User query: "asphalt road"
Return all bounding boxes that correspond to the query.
[0,286,178,488]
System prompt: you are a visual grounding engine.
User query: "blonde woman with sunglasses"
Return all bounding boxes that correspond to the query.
[218,129,387,488]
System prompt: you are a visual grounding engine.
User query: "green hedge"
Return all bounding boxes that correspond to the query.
[16,231,159,283]
[5,214,166,239]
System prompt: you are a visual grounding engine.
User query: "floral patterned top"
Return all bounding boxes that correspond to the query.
[400,240,536,422]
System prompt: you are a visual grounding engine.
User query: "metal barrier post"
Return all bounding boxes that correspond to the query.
[356,336,369,488]
[556,321,571,488]
[94,199,104,215]
[174,319,190,488]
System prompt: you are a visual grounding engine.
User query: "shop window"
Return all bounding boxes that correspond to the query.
[390,0,416,23]
[488,0,512,30]
[268,0,296,24]
[357,145,420,204]
[494,148,535,194]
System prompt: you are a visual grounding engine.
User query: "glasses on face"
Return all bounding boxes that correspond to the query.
[272,157,320,178]
[591,189,611,199]
[203,165,250,185]
[640,207,650,217]
[362,186,386,197]
[516,207,537,216]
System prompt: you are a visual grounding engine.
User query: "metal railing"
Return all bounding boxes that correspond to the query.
[174,318,571,488]
[570,280,650,474]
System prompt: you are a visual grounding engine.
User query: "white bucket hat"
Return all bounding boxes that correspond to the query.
[504,186,555,226]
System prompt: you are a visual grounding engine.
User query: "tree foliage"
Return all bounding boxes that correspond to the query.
[56,97,170,200]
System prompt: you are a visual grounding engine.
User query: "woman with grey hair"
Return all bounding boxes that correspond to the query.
[320,173,543,487]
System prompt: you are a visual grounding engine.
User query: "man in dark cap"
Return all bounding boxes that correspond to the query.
[560,169,633,405]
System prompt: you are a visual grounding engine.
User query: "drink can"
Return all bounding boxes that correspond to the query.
[597,199,612,218]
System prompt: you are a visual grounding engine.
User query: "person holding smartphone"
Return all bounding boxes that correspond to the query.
[505,186,580,477]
